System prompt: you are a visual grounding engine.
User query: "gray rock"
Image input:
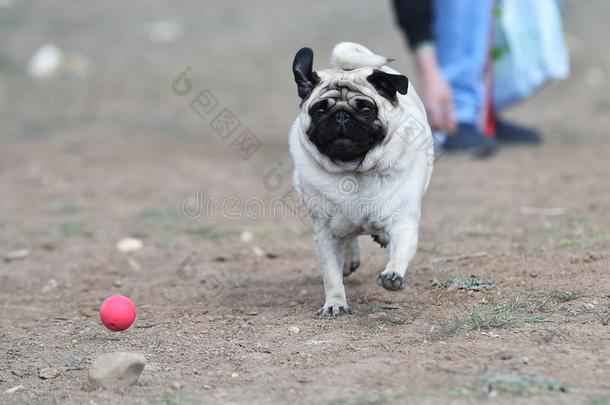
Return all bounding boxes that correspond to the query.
[38,367,59,379]
[86,352,146,390]
[3,249,29,262]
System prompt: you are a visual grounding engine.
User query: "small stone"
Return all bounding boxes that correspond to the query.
[41,240,58,251]
[240,231,253,243]
[116,238,143,254]
[42,278,58,292]
[4,385,25,394]
[170,382,183,391]
[231,372,239,378]
[11,369,26,378]
[28,45,64,79]
[251,245,265,257]
[38,367,59,379]
[86,352,146,390]
[3,249,29,262]
[288,326,300,334]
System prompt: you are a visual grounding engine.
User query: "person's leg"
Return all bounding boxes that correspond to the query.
[433,0,494,125]
[433,0,498,157]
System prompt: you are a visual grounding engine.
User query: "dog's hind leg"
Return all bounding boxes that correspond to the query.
[372,232,389,248]
[343,237,360,277]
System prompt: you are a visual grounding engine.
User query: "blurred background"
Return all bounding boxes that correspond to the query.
[1,0,609,238]
[1,1,609,404]
[1,1,609,142]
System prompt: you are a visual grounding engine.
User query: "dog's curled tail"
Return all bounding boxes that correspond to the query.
[330,42,392,71]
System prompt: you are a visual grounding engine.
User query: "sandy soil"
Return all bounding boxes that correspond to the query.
[1,1,609,404]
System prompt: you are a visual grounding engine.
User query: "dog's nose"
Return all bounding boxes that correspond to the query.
[335,111,350,129]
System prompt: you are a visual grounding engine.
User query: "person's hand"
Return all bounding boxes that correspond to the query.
[420,68,456,134]
[414,45,457,135]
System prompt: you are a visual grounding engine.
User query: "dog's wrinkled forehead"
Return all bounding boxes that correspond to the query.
[307,70,378,109]
[316,81,375,110]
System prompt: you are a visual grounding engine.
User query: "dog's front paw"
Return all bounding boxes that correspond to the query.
[315,304,352,317]
[376,271,405,291]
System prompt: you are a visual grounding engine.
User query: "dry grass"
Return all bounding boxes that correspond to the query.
[434,291,584,338]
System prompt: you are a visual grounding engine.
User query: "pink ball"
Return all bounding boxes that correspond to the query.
[99,295,137,331]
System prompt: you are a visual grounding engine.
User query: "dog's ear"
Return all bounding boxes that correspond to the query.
[366,69,409,102]
[292,47,320,100]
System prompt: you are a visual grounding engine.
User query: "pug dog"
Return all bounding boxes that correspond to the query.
[289,42,434,316]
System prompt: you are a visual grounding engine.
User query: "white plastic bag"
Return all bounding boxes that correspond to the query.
[493,0,570,109]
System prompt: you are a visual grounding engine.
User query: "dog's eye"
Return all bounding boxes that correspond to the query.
[311,100,328,114]
[356,101,376,116]
[359,106,373,115]
[360,106,375,116]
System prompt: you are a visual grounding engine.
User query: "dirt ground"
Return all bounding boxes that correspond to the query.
[1,1,609,404]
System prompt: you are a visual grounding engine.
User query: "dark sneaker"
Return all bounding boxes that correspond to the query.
[495,119,541,144]
[442,123,498,158]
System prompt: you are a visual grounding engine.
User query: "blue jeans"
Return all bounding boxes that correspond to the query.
[434,0,494,125]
